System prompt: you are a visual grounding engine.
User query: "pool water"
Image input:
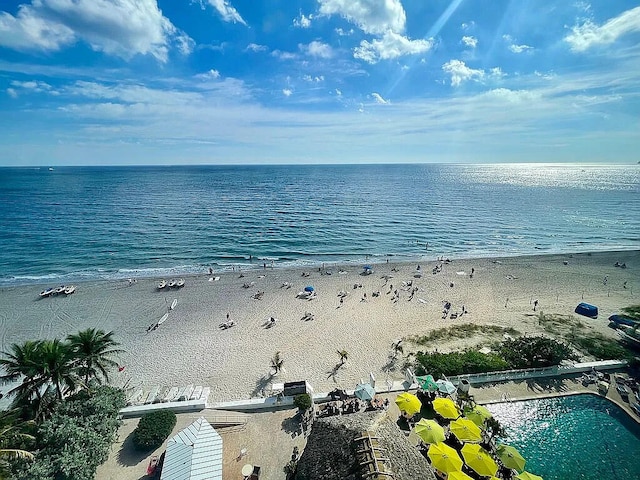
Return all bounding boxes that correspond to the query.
[488,394,640,480]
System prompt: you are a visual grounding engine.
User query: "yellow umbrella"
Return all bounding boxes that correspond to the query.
[395,392,422,415]
[497,444,527,472]
[464,404,493,427]
[433,397,460,419]
[449,418,483,442]
[427,442,463,473]
[414,418,445,444]
[461,443,498,477]
[515,472,543,480]
[447,472,474,480]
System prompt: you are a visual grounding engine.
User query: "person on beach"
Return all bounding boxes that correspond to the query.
[226,312,230,321]
[209,267,213,275]
[533,299,539,311]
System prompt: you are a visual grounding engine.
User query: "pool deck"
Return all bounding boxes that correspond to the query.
[97,370,639,480]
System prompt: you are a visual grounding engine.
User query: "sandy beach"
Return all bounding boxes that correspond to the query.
[0,250,637,404]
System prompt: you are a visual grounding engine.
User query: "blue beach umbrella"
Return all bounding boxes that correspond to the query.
[304,285,314,292]
[363,265,372,270]
[354,383,376,401]
[436,379,457,395]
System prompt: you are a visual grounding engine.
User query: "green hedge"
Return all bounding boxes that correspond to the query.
[133,409,177,451]
[414,350,509,378]
[294,393,312,411]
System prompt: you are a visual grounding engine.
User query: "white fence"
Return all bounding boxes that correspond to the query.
[446,360,627,386]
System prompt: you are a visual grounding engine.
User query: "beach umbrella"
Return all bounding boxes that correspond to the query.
[436,379,457,395]
[461,443,498,477]
[449,418,483,443]
[417,374,439,392]
[395,392,422,415]
[427,442,463,474]
[354,383,375,401]
[433,397,460,420]
[515,472,543,480]
[447,472,474,480]
[464,404,493,427]
[413,419,445,445]
[304,285,314,292]
[497,444,527,472]
[363,265,372,270]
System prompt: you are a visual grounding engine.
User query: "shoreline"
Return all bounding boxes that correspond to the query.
[0,249,637,407]
[2,247,639,288]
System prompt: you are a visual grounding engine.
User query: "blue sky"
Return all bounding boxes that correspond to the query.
[0,0,639,165]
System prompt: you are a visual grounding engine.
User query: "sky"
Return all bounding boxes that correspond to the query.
[0,0,639,165]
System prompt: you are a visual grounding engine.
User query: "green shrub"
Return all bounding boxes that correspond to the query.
[497,336,576,369]
[294,393,312,411]
[414,350,509,378]
[133,409,177,451]
[568,334,630,360]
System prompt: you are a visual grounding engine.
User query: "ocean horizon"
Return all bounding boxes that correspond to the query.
[1,163,638,286]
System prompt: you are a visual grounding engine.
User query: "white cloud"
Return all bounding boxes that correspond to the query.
[0,0,190,62]
[565,6,640,51]
[11,80,52,92]
[195,69,221,80]
[354,31,433,63]
[335,27,354,36]
[301,41,333,58]
[442,59,484,86]
[483,88,540,103]
[461,21,475,31]
[318,0,406,35]
[6,88,17,98]
[371,92,388,104]
[271,50,297,60]
[303,75,324,82]
[509,44,533,53]
[489,67,505,79]
[200,0,246,25]
[246,43,267,53]
[461,35,477,48]
[335,88,342,96]
[282,88,293,97]
[293,12,312,28]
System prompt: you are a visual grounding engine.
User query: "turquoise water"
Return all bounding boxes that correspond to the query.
[0,164,638,285]
[488,394,640,480]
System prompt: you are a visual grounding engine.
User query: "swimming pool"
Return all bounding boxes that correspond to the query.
[488,394,640,480]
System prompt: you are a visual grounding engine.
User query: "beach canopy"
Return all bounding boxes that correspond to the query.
[515,472,543,480]
[417,374,439,392]
[447,472,474,480]
[363,265,372,270]
[449,418,482,443]
[436,379,457,395]
[395,392,422,415]
[354,383,375,401]
[161,417,222,480]
[413,418,445,444]
[304,285,314,292]
[461,443,498,477]
[428,442,463,473]
[575,302,598,318]
[497,444,527,472]
[464,404,493,427]
[432,397,460,419]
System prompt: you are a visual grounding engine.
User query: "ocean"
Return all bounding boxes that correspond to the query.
[0,163,638,286]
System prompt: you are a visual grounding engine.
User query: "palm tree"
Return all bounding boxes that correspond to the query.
[0,341,46,403]
[270,351,284,376]
[0,409,35,463]
[391,340,404,359]
[37,339,78,401]
[66,329,123,386]
[337,349,348,365]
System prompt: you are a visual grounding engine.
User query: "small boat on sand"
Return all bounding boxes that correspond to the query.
[64,285,76,295]
[158,313,169,325]
[54,285,66,295]
[167,279,177,288]
[40,287,54,297]
[157,279,167,289]
[176,278,185,288]
[170,299,178,310]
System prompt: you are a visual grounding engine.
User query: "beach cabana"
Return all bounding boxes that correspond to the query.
[161,417,222,480]
[575,302,598,318]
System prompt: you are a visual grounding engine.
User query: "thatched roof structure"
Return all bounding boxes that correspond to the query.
[294,411,435,480]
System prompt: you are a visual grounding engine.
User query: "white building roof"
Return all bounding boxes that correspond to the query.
[161,417,223,480]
